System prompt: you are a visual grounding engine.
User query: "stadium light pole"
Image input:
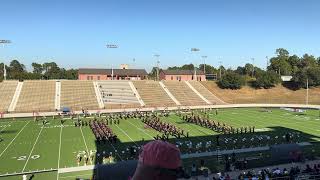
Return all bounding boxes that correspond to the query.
[202,56,207,74]
[251,58,255,78]
[0,40,11,81]
[191,48,200,81]
[154,54,160,81]
[218,58,222,79]
[306,78,309,105]
[106,44,119,80]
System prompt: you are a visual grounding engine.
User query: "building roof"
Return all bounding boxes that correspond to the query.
[161,69,205,75]
[78,68,148,76]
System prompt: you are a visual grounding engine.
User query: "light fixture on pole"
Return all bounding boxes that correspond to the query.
[154,54,160,81]
[0,40,11,81]
[106,43,119,80]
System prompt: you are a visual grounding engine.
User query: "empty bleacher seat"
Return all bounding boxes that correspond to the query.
[15,80,56,112]
[60,80,99,111]
[0,81,18,112]
[133,81,176,107]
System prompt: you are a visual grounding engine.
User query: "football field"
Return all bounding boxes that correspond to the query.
[0,107,320,179]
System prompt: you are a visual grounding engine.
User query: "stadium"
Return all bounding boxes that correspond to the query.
[1,1,320,180]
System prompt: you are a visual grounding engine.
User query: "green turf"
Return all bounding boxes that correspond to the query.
[0,107,319,179]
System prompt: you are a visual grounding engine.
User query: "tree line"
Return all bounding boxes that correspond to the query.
[0,60,78,81]
[1,48,320,90]
[149,48,320,90]
[220,48,320,89]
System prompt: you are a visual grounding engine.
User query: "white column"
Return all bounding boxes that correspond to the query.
[159,81,181,106]
[8,81,23,112]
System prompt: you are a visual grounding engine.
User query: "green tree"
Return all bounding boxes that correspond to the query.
[0,63,4,82]
[218,72,244,89]
[148,67,158,80]
[268,48,292,75]
[276,48,289,58]
[43,62,61,79]
[198,64,217,74]
[32,63,43,74]
[292,67,320,88]
[253,71,281,89]
[287,55,300,74]
[299,54,318,69]
[181,64,195,70]
[9,60,26,80]
[63,69,78,79]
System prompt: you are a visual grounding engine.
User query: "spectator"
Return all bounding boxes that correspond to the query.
[131,140,187,180]
[191,163,197,176]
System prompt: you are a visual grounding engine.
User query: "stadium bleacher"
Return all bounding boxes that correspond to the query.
[0,81,18,112]
[97,81,141,109]
[163,81,208,106]
[14,80,56,112]
[0,80,228,113]
[132,80,176,107]
[60,80,99,111]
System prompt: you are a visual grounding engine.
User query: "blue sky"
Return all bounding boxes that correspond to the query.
[1,0,320,72]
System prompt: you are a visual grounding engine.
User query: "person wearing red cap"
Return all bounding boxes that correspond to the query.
[131,140,187,180]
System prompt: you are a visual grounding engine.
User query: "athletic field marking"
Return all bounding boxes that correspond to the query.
[79,127,90,155]
[22,125,44,172]
[0,122,12,132]
[166,116,206,142]
[109,143,123,161]
[0,121,30,158]
[59,173,92,179]
[115,125,138,146]
[57,126,63,180]
[126,120,154,139]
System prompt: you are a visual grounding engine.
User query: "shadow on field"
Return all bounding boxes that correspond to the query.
[0,130,17,134]
[88,123,320,180]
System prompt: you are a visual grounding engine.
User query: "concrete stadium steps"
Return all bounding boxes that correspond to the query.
[0,81,18,112]
[60,80,99,111]
[163,81,208,106]
[14,81,56,112]
[132,81,177,107]
[188,81,226,105]
[97,81,141,107]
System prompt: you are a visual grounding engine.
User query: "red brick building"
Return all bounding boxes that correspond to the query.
[78,68,148,80]
[159,70,206,81]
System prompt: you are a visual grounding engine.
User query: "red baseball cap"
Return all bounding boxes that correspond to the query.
[139,140,181,169]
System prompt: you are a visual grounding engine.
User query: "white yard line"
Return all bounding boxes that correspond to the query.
[22,125,44,172]
[167,116,206,142]
[56,126,63,180]
[79,127,90,154]
[126,120,154,139]
[0,121,29,158]
[185,123,212,136]
[114,124,138,146]
[109,143,123,161]
[59,173,93,179]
